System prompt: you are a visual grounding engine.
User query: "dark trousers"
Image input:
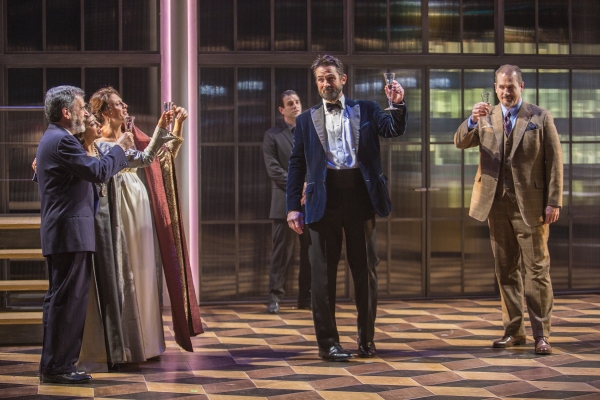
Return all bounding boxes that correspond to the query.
[308,169,375,350]
[268,219,311,305]
[40,251,92,375]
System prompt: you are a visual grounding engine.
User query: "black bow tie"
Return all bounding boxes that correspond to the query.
[326,101,343,113]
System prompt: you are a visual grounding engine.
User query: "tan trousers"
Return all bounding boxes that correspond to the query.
[488,195,553,338]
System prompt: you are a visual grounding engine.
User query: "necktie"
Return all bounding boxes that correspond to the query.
[326,100,343,113]
[504,111,512,137]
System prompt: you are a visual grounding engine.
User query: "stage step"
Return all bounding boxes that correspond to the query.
[0,215,41,229]
[0,280,47,291]
[0,249,44,260]
[0,311,43,325]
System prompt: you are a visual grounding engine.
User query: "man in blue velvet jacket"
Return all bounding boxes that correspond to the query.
[286,55,407,361]
[36,86,132,384]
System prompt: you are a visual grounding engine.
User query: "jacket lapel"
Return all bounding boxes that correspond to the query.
[310,104,327,152]
[347,100,361,152]
[491,105,504,160]
[282,126,293,146]
[508,102,533,160]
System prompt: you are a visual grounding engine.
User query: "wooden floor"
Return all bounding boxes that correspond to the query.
[1,294,600,399]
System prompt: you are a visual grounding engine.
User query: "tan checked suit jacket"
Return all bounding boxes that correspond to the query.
[454,102,563,226]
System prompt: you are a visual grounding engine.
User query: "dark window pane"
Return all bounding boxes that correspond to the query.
[123,67,159,135]
[463,0,494,53]
[572,217,600,289]
[7,0,42,51]
[312,0,344,52]
[429,0,460,53]
[390,0,422,53]
[275,0,307,51]
[572,1,600,55]
[239,146,270,220]
[238,0,270,51]
[200,224,236,300]
[390,221,423,296]
[464,219,495,294]
[84,0,119,51]
[354,0,387,52]
[238,224,270,298]
[504,0,535,54]
[4,112,45,144]
[84,68,120,96]
[201,147,235,221]
[238,68,271,143]
[47,68,81,90]
[200,68,234,143]
[47,0,81,51]
[430,219,462,294]
[9,147,40,209]
[430,69,462,142]
[573,70,600,141]
[199,0,233,51]
[123,0,158,51]
[275,68,309,125]
[538,0,568,54]
[538,69,569,143]
[8,69,43,106]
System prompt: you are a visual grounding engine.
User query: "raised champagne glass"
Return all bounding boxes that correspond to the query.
[480,92,493,129]
[162,101,174,133]
[383,72,397,111]
[124,116,135,132]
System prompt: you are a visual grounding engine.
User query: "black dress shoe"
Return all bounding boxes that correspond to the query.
[40,372,92,384]
[297,301,311,310]
[318,344,353,361]
[535,336,552,355]
[357,341,377,358]
[266,301,280,314]
[493,334,526,348]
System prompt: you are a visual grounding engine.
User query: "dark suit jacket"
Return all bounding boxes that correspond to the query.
[263,122,294,219]
[454,101,563,227]
[36,123,128,256]
[287,99,407,224]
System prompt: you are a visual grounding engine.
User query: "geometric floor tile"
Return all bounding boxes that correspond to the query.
[1,294,599,399]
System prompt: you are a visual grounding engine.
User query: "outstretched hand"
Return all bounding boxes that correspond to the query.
[385,80,405,104]
[158,110,172,130]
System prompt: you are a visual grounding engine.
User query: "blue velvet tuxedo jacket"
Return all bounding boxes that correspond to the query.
[287,98,407,225]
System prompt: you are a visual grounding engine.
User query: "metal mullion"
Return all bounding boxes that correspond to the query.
[118,0,123,51]
[233,0,238,52]
[42,0,46,51]
[459,0,463,54]
[534,0,539,54]
[270,68,275,126]
[80,0,85,51]
[233,67,240,298]
[460,69,465,294]
[422,0,429,54]
[422,67,430,297]
[386,0,391,53]
[307,0,311,51]
[270,0,274,52]
[497,0,504,56]
[568,69,573,289]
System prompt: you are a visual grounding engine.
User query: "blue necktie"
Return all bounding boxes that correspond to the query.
[504,112,512,137]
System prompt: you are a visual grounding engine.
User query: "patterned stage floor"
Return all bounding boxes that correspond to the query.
[1,294,599,399]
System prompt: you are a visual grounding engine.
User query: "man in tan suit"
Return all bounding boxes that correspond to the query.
[454,64,563,355]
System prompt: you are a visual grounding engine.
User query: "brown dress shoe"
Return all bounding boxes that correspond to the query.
[535,336,552,355]
[493,334,526,348]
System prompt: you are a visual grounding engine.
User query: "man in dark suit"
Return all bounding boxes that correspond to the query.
[263,90,311,313]
[454,64,563,355]
[36,86,132,383]
[287,55,407,361]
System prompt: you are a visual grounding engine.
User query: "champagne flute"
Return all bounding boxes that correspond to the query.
[124,116,135,132]
[383,72,398,111]
[480,92,493,129]
[163,101,174,133]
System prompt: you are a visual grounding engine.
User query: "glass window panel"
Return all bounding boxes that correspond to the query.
[571,143,600,211]
[504,0,535,54]
[8,69,43,106]
[3,112,45,145]
[123,67,159,135]
[238,68,271,143]
[538,69,569,143]
[520,68,537,105]
[572,70,600,141]
[8,147,40,212]
[312,0,344,52]
[430,219,462,295]
[464,147,479,208]
[572,217,600,290]
[430,69,462,142]
[47,0,80,51]
[462,0,494,54]
[122,0,158,51]
[391,144,422,219]
[275,68,309,124]
[84,0,119,51]
[275,0,307,51]
[430,144,462,218]
[84,68,120,97]
[561,143,570,208]
[464,69,496,119]
[239,145,270,220]
[201,146,235,221]
[47,68,81,90]
[538,0,568,55]
[200,224,237,301]
[390,0,422,53]
[200,68,234,143]
[429,0,460,53]
[548,214,569,290]
[6,0,42,52]
[238,0,270,51]
[199,0,233,51]
[354,0,387,52]
[374,219,389,297]
[464,218,495,294]
[238,224,270,298]
[390,221,423,296]
[572,2,600,55]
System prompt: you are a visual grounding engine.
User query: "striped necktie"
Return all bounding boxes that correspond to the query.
[504,111,512,137]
